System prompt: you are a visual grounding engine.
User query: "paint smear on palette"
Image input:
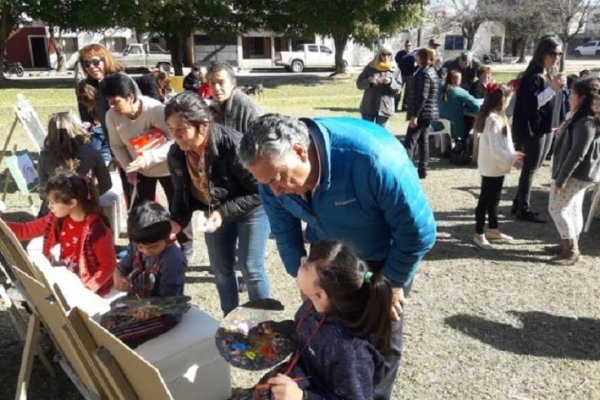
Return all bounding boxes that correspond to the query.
[215,299,296,370]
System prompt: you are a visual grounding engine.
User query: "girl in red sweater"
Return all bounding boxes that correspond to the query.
[6,172,116,296]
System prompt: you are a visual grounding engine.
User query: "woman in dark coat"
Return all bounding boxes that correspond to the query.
[403,47,439,179]
[511,35,566,223]
[165,92,271,315]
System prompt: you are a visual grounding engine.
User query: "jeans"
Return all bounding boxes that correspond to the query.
[362,114,389,127]
[475,176,504,234]
[514,133,553,212]
[403,118,431,170]
[205,206,271,315]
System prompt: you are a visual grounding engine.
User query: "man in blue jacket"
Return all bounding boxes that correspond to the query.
[239,114,436,399]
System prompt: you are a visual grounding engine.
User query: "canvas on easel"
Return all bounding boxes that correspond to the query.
[0,94,46,212]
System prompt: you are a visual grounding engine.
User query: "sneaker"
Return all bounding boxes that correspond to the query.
[473,234,493,250]
[486,230,514,242]
[181,241,195,261]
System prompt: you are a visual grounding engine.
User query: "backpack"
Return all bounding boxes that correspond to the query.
[450,138,471,166]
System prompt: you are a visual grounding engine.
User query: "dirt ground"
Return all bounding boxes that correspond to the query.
[1,137,600,399]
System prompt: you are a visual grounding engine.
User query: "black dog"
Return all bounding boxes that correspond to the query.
[241,83,264,99]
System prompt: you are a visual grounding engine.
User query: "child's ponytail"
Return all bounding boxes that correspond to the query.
[308,241,394,353]
[353,271,393,353]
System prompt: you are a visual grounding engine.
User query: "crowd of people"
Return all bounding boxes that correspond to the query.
[2,33,600,399]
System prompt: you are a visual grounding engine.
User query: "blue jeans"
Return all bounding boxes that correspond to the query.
[204,206,271,315]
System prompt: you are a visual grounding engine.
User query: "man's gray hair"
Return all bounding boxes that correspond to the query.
[207,61,237,84]
[239,114,311,167]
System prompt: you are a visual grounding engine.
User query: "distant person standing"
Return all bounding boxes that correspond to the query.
[512,35,565,223]
[206,61,261,134]
[547,78,600,265]
[427,37,443,70]
[395,40,413,111]
[183,63,202,92]
[403,47,439,179]
[443,51,481,90]
[356,45,403,126]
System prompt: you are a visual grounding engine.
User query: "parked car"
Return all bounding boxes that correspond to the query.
[275,44,348,73]
[115,43,173,71]
[573,40,600,56]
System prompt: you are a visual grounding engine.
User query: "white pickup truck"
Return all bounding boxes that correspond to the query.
[275,44,347,72]
[115,43,172,71]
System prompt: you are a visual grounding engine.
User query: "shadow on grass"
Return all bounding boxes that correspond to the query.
[0,78,75,90]
[314,107,358,113]
[445,311,600,360]
[187,265,211,273]
[185,276,215,284]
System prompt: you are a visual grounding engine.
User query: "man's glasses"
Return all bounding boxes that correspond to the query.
[82,58,102,68]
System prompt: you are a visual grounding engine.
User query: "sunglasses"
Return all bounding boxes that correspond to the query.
[82,58,102,68]
[381,53,393,56]
[550,51,563,57]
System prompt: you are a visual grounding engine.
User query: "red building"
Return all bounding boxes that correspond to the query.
[6,26,50,68]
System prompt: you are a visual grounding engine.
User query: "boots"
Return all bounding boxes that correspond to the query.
[553,239,580,266]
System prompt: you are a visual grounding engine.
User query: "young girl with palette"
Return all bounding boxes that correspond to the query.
[237,240,392,400]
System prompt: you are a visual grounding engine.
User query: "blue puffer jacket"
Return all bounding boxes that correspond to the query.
[259,117,436,287]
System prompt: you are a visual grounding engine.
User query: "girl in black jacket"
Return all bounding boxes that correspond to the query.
[165,92,271,315]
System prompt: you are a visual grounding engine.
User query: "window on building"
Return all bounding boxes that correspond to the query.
[444,35,464,51]
[274,37,290,52]
[242,37,272,59]
[60,38,78,53]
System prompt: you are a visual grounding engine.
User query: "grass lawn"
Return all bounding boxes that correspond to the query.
[2,71,600,400]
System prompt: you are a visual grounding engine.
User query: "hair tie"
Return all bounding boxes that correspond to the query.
[486,82,501,94]
[363,271,373,284]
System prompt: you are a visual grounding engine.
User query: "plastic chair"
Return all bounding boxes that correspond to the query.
[430,119,451,152]
[584,182,600,233]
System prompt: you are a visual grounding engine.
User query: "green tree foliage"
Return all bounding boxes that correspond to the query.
[237,0,422,74]
[115,0,238,75]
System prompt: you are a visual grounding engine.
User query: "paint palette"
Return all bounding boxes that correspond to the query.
[215,299,296,370]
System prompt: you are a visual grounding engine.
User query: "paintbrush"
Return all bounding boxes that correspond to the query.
[254,376,309,390]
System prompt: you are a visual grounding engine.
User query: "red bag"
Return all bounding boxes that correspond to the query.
[128,127,167,156]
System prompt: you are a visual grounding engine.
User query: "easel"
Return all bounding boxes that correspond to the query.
[0,95,45,211]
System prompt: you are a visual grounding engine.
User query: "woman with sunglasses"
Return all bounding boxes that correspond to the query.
[512,35,566,223]
[77,44,124,134]
[356,45,403,127]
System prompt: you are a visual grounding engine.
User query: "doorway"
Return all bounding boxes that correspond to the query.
[29,36,49,68]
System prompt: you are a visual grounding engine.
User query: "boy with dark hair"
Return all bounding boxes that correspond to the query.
[112,201,187,346]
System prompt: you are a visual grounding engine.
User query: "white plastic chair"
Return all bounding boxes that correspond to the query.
[430,119,451,152]
[584,182,600,233]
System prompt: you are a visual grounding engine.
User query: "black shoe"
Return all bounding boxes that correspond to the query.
[418,168,427,179]
[516,210,546,223]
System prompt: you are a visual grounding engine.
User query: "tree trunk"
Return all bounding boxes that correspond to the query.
[517,39,527,63]
[0,4,13,80]
[333,33,348,74]
[166,34,186,76]
[48,28,66,72]
[560,40,567,71]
